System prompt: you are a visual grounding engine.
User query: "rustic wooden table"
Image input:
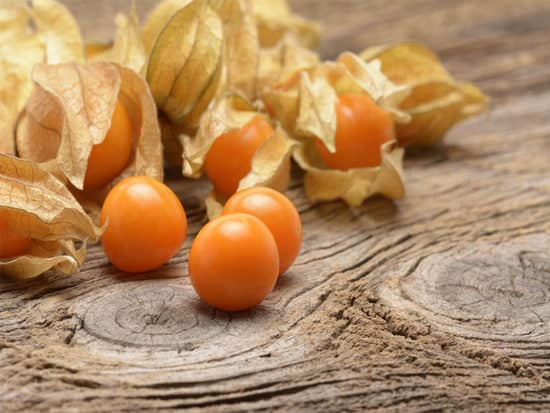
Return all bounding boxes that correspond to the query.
[2,0,550,411]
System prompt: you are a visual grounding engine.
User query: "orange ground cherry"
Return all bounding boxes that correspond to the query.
[84,99,133,190]
[204,116,273,197]
[100,176,187,273]
[223,187,302,276]
[314,93,394,170]
[189,213,279,311]
[0,211,32,259]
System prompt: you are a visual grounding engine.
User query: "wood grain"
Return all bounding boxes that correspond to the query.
[2,0,550,411]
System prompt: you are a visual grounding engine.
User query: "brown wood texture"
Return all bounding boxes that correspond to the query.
[2,0,550,411]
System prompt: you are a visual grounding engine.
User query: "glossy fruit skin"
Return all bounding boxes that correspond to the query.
[314,93,394,170]
[204,116,273,197]
[189,213,279,311]
[223,187,301,276]
[100,176,187,273]
[0,212,31,258]
[84,99,133,190]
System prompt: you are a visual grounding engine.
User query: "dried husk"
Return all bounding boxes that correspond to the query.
[0,154,101,279]
[183,94,297,217]
[360,42,488,146]
[146,0,225,128]
[251,0,321,49]
[16,62,163,194]
[263,52,408,206]
[0,0,83,154]
[88,10,146,74]
[210,0,260,102]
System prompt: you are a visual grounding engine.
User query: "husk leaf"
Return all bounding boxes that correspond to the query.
[361,42,488,146]
[16,62,162,192]
[294,141,405,207]
[0,154,101,279]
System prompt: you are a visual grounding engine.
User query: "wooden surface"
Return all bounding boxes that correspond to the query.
[2,0,550,411]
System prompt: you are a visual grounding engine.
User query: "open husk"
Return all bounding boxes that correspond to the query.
[182,94,297,218]
[0,154,101,279]
[361,42,488,146]
[0,0,83,154]
[263,52,409,206]
[16,62,163,194]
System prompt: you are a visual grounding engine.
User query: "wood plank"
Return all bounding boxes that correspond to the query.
[2,1,550,411]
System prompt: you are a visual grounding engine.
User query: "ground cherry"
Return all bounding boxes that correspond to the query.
[314,93,394,170]
[223,187,302,276]
[0,212,31,259]
[84,99,133,190]
[204,116,273,197]
[100,176,187,273]
[189,213,279,311]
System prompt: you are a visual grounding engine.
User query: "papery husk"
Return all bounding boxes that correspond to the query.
[0,154,101,279]
[210,0,260,101]
[0,0,83,153]
[263,52,410,152]
[183,94,297,217]
[146,0,225,128]
[16,62,162,192]
[251,0,320,49]
[294,141,405,207]
[88,10,146,74]
[361,42,488,146]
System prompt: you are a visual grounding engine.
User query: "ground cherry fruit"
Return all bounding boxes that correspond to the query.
[0,212,32,259]
[189,213,279,312]
[84,99,133,190]
[314,93,394,170]
[204,116,273,197]
[100,176,187,273]
[223,187,302,276]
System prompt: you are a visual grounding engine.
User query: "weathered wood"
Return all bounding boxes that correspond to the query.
[2,0,550,411]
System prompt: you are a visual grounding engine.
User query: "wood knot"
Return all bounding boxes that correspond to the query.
[82,282,230,348]
[379,235,550,343]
